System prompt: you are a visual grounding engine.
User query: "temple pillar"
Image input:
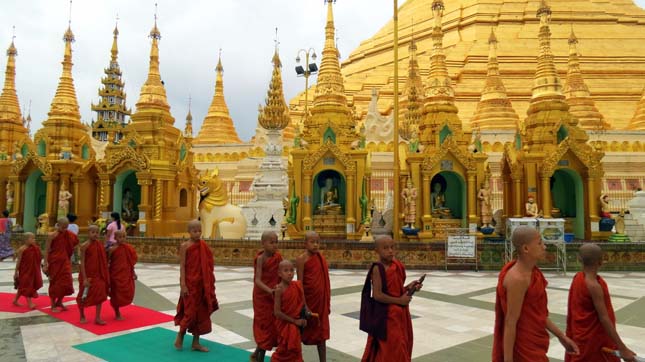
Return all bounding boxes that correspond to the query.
[71,176,81,215]
[42,175,58,225]
[587,176,599,221]
[154,179,163,221]
[9,177,22,219]
[97,176,112,217]
[137,174,153,235]
[513,178,523,217]
[541,176,552,218]
[422,171,431,232]
[467,172,477,222]
[346,172,356,225]
[503,177,511,217]
[303,172,312,231]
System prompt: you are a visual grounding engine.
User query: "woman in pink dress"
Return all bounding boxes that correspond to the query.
[105,212,124,250]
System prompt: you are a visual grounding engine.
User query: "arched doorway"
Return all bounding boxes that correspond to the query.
[551,168,585,238]
[23,170,46,232]
[313,170,346,216]
[430,171,466,226]
[113,170,141,223]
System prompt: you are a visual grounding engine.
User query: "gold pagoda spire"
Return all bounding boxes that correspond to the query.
[111,25,119,63]
[195,51,242,144]
[401,32,423,140]
[627,87,645,130]
[310,0,349,117]
[564,29,610,131]
[529,0,564,104]
[258,48,290,131]
[471,28,519,130]
[134,16,171,115]
[0,35,22,125]
[185,96,193,138]
[424,0,454,106]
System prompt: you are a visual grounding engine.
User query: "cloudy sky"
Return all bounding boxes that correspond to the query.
[1,0,644,142]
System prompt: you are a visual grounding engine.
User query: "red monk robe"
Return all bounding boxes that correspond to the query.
[253,251,283,350]
[302,252,331,345]
[17,244,43,298]
[271,281,305,362]
[565,272,619,362]
[174,240,218,335]
[361,259,413,362]
[77,240,109,307]
[47,230,79,299]
[109,243,138,309]
[492,260,550,362]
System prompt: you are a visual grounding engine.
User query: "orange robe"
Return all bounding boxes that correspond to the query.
[174,240,218,335]
[492,261,550,362]
[77,240,109,307]
[109,243,138,308]
[17,244,43,298]
[361,259,413,362]
[565,272,619,362]
[271,281,305,362]
[253,251,282,350]
[302,252,331,345]
[47,230,79,299]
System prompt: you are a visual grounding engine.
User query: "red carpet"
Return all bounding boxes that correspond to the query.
[42,301,174,335]
[0,292,73,313]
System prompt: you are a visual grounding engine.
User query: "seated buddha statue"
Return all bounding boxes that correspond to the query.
[431,182,453,218]
[319,177,341,215]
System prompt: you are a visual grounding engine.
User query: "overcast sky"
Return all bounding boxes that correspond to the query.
[1,0,644,142]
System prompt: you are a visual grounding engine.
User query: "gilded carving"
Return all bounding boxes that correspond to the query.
[302,141,355,172]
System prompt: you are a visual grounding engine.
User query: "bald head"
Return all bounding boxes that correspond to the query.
[304,231,319,242]
[57,217,69,227]
[187,219,201,231]
[579,243,603,267]
[88,224,100,233]
[511,226,540,250]
[279,259,294,269]
[375,235,394,249]
[261,230,277,242]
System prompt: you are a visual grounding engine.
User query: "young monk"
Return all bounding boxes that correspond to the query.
[174,220,218,352]
[251,231,283,362]
[77,225,109,325]
[492,226,579,362]
[44,217,79,312]
[13,232,43,309]
[108,230,138,320]
[361,236,422,362]
[565,243,637,362]
[296,231,330,362]
[272,259,309,362]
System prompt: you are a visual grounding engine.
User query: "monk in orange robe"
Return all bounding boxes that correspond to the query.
[13,232,43,309]
[44,217,79,312]
[174,220,218,352]
[108,230,138,320]
[271,260,308,362]
[296,231,330,362]
[492,226,579,362]
[565,243,637,362]
[77,225,109,325]
[361,236,422,362]
[251,230,282,362]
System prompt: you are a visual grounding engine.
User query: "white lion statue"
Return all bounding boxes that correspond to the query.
[198,169,247,239]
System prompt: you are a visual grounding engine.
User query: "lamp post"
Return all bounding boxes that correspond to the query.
[393,0,401,238]
[295,48,318,127]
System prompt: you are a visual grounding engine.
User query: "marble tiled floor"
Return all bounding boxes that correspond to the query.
[1,259,645,362]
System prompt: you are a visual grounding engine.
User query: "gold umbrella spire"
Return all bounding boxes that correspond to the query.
[0,27,22,125]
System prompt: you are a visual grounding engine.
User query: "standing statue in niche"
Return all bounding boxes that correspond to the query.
[401,179,417,228]
[478,180,492,227]
[6,183,14,213]
[359,177,369,224]
[525,195,540,218]
[286,186,299,225]
[122,189,135,221]
[57,181,72,217]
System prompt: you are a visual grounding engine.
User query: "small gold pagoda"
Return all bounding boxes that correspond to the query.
[0,36,31,213]
[502,1,604,239]
[288,0,370,240]
[194,54,243,144]
[90,25,132,143]
[404,0,489,239]
[96,18,198,235]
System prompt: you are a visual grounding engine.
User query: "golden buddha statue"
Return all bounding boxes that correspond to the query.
[319,177,341,215]
[431,182,452,218]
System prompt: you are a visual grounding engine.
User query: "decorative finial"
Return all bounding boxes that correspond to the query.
[188,94,192,111]
[489,27,497,44]
[11,25,16,42]
[186,94,193,122]
[274,27,279,51]
[568,26,578,44]
[149,3,161,39]
[216,48,223,72]
[68,0,73,27]
[7,26,17,56]
[114,13,119,35]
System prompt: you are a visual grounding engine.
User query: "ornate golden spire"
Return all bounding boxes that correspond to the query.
[401,32,423,140]
[471,28,519,130]
[111,25,119,63]
[134,16,171,115]
[311,0,349,116]
[195,51,242,144]
[529,0,564,103]
[424,0,454,105]
[627,87,645,130]
[258,48,290,131]
[185,96,193,137]
[564,29,610,131]
[0,35,22,125]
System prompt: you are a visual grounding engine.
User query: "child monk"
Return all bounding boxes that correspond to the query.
[250,230,283,362]
[565,243,637,362]
[361,236,422,362]
[492,226,579,362]
[272,259,309,362]
[13,232,43,309]
[174,220,218,352]
[44,217,79,312]
[108,230,138,320]
[296,231,330,362]
[78,225,109,324]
